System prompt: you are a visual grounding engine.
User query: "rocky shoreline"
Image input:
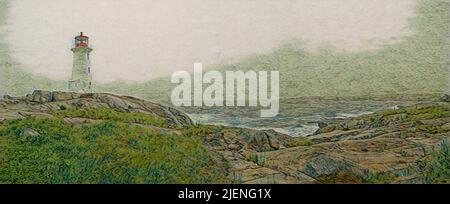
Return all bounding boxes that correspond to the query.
[1,91,449,183]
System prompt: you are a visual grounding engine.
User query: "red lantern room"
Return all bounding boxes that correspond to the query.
[74,32,89,48]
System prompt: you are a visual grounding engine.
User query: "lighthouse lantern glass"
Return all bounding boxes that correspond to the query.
[75,36,89,48]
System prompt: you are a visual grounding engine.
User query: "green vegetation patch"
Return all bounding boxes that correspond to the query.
[366,171,398,184]
[381,105,450,119]
[49,108,170,128]
[407,106,450,121]
[181,125,221,138]
[416,140,450,183]
[285,138,312,148]
[366,140,450,184]
[246,153,266,166]
[378,105,450,132]
[413,124,450,134]
[0,117,228,184]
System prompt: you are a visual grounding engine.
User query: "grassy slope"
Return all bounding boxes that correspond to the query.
[0,109,229,184]
[0,0,448,101]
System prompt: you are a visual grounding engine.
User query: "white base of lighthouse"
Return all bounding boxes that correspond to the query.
[69,32,93,93]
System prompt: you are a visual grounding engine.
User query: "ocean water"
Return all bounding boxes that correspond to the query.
[186,97,427,137]
[189,110,374,137]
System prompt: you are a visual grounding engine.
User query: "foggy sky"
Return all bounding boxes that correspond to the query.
[5,0,417,83]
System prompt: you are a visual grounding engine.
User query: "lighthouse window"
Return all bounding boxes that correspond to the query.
[87,67,91,74]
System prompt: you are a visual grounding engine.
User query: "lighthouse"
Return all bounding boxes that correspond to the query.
[69,32,93,93]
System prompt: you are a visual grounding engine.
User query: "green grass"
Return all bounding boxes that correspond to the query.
[49,108,170,128]
[413,124,450,134]
[381,109,407,117]
[181,125,221,138]
[285,138,312,148]
[246,153,266,166]
[366,140,450,184]
[382,105,450,119]
[407,106,450,121]
[416,140,450,183]
[378,105,450,131]
[366,171,397,184]
[0,117,229,184]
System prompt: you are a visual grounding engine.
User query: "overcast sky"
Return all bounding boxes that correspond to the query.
[5,0,417,83]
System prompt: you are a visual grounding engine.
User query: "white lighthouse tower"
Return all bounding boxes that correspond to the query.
[68,32,93,92]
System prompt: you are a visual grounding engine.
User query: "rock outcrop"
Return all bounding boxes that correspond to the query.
[187,102,449,184]
[195,126,316,183]
[1,90,193,127]
[259,103,450,183]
